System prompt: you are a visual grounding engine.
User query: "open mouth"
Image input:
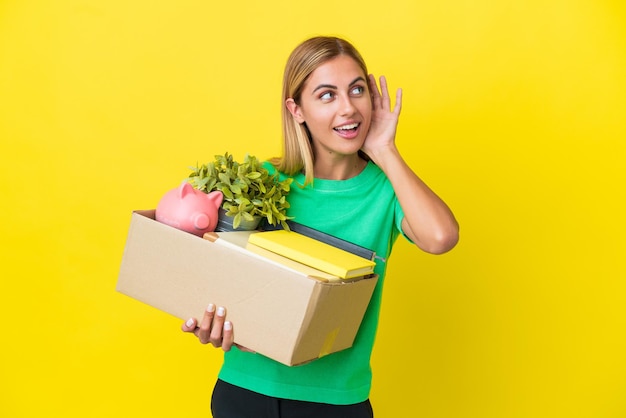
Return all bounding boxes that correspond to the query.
[333,122,359,135]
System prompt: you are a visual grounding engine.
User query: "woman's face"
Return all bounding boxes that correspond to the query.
[287,55,372,158]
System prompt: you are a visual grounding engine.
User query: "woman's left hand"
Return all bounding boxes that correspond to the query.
[361,74,402,160]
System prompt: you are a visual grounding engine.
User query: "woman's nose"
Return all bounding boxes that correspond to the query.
[338,94,356,116]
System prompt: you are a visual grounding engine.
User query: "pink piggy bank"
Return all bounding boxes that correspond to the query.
[155,182,223,237]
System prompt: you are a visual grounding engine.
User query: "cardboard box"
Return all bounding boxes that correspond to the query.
[117,210,378,366]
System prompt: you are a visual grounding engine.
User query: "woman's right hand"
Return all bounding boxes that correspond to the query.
[181,303,234,351]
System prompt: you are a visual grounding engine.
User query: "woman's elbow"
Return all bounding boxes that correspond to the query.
[418,226,460,255]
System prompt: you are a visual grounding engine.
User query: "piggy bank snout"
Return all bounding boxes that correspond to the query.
[193,212,210,230]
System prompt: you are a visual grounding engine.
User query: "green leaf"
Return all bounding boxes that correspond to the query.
[221,187,234,200]
[218,173,231,185]
[237,197,251,206]
[246,172,262,179]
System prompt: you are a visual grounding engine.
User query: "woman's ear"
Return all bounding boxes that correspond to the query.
[286,98,305,124]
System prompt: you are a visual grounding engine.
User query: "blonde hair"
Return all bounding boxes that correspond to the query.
[270,36,368,185]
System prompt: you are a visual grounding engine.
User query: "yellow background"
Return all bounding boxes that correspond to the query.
[1,1,625,417]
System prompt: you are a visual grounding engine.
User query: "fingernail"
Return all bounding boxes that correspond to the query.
[207,303,215,313]
[185,318,194,328]
[224,321,232,331]
[217,306,225,317]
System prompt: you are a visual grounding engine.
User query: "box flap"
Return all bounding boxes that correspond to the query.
[290,275,378,365]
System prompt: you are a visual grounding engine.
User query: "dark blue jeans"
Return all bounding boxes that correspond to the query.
[211,379,374,418]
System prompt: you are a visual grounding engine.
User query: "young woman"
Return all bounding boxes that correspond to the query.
[182,36,459,417]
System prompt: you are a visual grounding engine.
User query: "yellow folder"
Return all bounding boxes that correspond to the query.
[247,230,376,279]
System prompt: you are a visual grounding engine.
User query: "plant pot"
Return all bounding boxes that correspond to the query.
[215,208,262,232]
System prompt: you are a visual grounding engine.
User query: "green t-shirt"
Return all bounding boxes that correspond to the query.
[218,161,406,405]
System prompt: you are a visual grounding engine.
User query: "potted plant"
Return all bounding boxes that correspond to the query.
[188,153,293,231]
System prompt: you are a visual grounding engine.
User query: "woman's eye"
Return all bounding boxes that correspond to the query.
[320,91,334,101]
[351,86,365,96]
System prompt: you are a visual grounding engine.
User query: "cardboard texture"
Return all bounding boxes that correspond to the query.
[117,210,378,366]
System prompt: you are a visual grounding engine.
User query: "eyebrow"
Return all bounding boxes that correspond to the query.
[311,76,366,94]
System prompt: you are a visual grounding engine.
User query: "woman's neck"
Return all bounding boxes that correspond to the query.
[313,154,367,180]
